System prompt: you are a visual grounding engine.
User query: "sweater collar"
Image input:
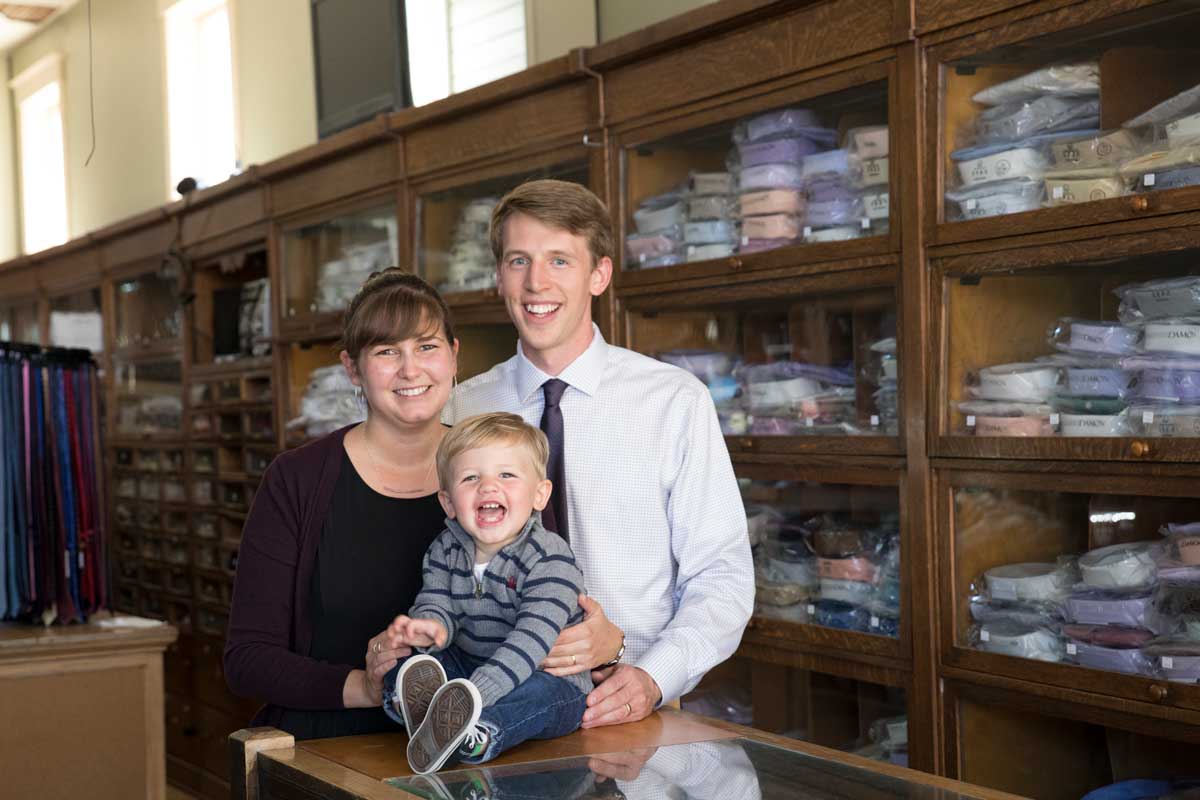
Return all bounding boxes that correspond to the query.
[444,512,544,562]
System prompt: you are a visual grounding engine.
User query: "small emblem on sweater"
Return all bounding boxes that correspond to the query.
[507,576,517,589]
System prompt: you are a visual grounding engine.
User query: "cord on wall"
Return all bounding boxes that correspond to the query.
[83,0,96,167]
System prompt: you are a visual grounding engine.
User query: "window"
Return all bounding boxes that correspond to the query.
[11,53,68,254]
[406,0,528,107]
[163,0,238,196]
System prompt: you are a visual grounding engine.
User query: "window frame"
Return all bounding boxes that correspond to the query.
[10,51,69,255]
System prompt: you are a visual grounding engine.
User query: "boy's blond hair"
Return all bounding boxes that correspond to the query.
[437,412,550,488]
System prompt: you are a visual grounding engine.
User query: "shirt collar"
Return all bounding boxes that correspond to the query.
[514,324,608,403]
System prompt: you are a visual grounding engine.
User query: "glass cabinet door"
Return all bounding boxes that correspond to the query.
[0,299,41,344]
[935,4,1200,234]
[940,243,1200,460]
[945,470,1200,712]
[49,287,103,352]
[281,202,398,321]
[114,271,182,350]
[624,280,900,443]
[113,359,184,436]
[622,80,890,273]
[743,478,901,641]
[416,160,589,297]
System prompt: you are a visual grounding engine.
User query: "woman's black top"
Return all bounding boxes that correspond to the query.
[276,451,443,740]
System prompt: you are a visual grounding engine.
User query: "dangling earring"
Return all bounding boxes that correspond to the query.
[354,385,366,414]
[450,373,459,424]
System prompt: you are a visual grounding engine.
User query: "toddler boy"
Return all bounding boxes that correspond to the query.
[382,412,591,774]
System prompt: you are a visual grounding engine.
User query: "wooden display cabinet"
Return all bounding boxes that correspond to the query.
[619,265,903,456]
[612,62,898,289]
[936,463,1200,721]
[277,193,400,340]
[0,296,42,344]
[925,0,1200,248]
[111,268,183,356]
[933,224,1200,463]
[48,285,104,352]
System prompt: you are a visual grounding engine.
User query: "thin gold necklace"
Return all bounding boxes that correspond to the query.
[362,427,436,496]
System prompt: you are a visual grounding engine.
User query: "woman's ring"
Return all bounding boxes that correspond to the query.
[624,702,632,715]
[570,654,577,666]
[373,641,382,655]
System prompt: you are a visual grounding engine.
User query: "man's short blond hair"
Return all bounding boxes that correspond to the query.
[437,412,550,488]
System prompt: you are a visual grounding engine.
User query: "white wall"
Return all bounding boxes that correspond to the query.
[597,0,716,40]
[0,56,18,262]
[527,0,596,65]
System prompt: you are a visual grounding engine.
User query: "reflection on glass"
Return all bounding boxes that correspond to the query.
[956,486,1200,679]
[282,204,398,317]
[0,302,41,344]
[948,251,1200,439]
[49,287,103,352]
[418,162,588,294]
[624,83,888,270]
[115,272,182,349]
[114,360,183,435]
[744,480,900,637]
[388,735,961,800]
[628,289,897,436]
[941,9,1200,222]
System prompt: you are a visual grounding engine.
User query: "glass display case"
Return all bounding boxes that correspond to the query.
[933,3,1200,236]
[189,247,270,365]
[416,161,589,297]
[112,359,184,436]
[281,201,398,321]
[621,80,890,275]
[743,478,901,640]
[49,287,103,352]
[623,277,900,445]
[0,299,40,343]
[114,271,182,350]
[939,242,1200,460]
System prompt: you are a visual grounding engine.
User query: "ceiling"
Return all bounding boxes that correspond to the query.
[0,2,74,54]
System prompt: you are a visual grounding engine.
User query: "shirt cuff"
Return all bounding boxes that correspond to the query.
[635,640,689,707]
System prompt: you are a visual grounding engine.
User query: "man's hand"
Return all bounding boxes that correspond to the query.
[541,595,623,676]
[588,746,657,781]
[581,664,662,728]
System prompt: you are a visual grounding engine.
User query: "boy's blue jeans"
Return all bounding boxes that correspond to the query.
[382,645,588,763]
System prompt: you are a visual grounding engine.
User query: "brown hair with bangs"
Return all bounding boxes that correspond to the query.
[489,179,614,267]
[338,268,456,361]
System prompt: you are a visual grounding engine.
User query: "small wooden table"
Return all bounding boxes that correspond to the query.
[231,710,1027,799]
[0,619,178,800]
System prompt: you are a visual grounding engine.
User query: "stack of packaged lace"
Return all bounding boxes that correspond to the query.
[314,223,397,312]
[437,197,499,293]
[285,365,365,439]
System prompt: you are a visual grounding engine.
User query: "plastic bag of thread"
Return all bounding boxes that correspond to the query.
[1160,521,1200,567]
[731,107,838,147]
[1062,626,1155,675]
[974,619,1065,662]
[964,95,1100,148]
[971,63,1100,107]
[944,178,1044,220]
[1116,277,1200,324]
[1142,636,1200,682]
[1077,542,1158,591]
[1047,317,1140,357]
[1153,581,1200,640]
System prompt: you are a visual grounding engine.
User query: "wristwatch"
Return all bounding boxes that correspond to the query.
[600,636,625,669]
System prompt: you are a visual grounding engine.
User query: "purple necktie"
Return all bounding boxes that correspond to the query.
[539,379,568,541]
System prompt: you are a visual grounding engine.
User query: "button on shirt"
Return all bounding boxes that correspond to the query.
[449,325,754,703]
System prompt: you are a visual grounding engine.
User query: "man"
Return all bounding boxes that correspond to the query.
[450,179,754,729]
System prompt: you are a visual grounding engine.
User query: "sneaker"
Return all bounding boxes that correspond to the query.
[457,723,492,763]
[394,654,447,738]
[452,768,495,800]
[402,772,454,800]
[407,678,482,775]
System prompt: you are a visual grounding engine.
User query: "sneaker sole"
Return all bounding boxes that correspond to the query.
[407,679,482,775]
[396,655,447,738]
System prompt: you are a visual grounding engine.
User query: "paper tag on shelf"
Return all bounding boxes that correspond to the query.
[966,415,976,428]
[989,578,1018,602]
[805,417,814,427]
[1144,173,1156,187]
[965,199,978,211]
[860,217,871,230]
[870,415,880,427]
[887,720,909,747]
[803,226,813,237]
[1067,643,1078,656]
[1163,656,1175,669]
[1050,413,1060,426]
[1052,186,1064,199]
[806,604,816,615]
[1143,410,1155,425]
[979,629,990,642]
[869,615,881,628]
[741,236,749,245]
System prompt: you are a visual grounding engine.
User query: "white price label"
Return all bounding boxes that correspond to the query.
[980,629,990,642]
[806,604,816,615]
[741,236,749,245]
[870,615,880,628]
[860,217,871,230]
[966,415,976,427]
[1143,411,1155,425]
[805,417,814,428]
[1050,413,1060,426]
[1144,173,1156,187]
[803,226,813,237]
[1163,656,1175,669]
[1067,643,1078,656]
[965,199,978,211]
[870,415,880,427]
[1052,186,1064,199]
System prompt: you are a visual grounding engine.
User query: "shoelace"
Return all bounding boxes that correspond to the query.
[461,725,488,754]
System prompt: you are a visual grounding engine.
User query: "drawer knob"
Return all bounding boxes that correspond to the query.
[1149,684,1168,702]
[729,257,743,271]
[1130,440,1151,458]
[1131,196,1150,212]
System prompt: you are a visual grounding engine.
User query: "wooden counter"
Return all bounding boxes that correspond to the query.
[0,619,178,800]
[231,709,1027,799]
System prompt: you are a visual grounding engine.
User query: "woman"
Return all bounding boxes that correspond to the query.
[224,269,458,739]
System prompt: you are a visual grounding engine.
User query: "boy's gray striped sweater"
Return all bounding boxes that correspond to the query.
[409,513,591,707]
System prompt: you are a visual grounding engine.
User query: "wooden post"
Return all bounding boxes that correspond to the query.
[229,727,295,800]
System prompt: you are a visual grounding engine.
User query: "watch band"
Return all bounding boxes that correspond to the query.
[600,637,625,669]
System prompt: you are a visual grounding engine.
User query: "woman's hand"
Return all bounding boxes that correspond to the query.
[363,623,414,705]
[541,595,624,676]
